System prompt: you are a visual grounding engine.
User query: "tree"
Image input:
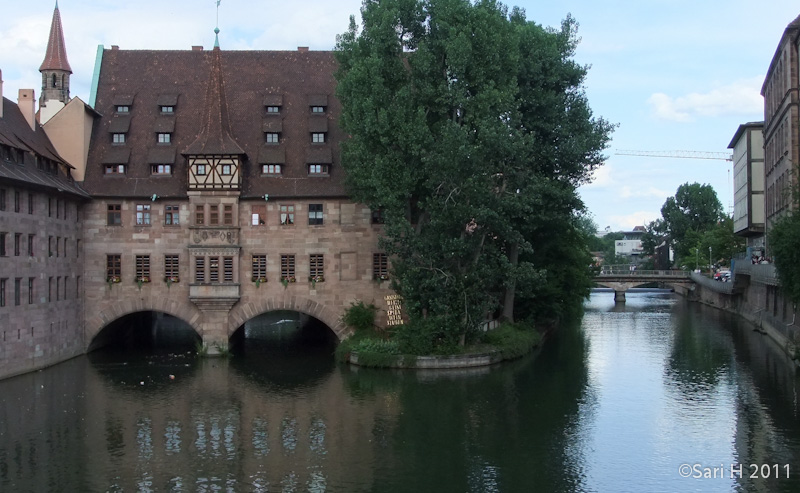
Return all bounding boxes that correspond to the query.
[335,0,613,351]
[658,183,723,263]
[769,212,800,303]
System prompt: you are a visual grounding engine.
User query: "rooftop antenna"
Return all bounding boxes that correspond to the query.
[214,0,221,48]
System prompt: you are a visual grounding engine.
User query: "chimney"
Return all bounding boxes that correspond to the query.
[0,69,4,118]
[298,46,309,53]
[192,46,204,51]
[18,89,36,131]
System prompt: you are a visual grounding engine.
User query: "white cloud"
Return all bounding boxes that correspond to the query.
[584,163,614,188]
[647,77,764,122]
[619,186,670,200]
[608,211,658,231]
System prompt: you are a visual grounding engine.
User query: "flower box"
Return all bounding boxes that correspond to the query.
[309,275,325,283]
[373,274,390,281]
[281,276,297,283]
[165,276,180,283]
[136,276,151,283]
[107,276,121,283]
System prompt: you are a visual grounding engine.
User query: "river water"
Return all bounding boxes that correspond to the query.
[1,291,798,492]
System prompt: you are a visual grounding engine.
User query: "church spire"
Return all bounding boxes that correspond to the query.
[39,2,72,111]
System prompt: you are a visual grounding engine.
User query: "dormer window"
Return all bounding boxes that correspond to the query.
[112,133,126,144]
[160,106,174,113]
[262,164,282,175]
[312,133,326,143]
[151,164,172,175]
[266,106,280,114]
[311,106,325,113]
[158,133,172,144]
[265,133,280,144]
[308,164,330,176]
[116,105,130,113]
[104,164,126,174]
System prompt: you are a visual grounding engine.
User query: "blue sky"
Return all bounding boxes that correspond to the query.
[1,1,798,232]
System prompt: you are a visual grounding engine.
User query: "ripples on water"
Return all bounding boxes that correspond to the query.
[0,291,798,492]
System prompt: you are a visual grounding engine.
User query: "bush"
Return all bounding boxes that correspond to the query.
[341,301,378,332]
[482,323,542,360]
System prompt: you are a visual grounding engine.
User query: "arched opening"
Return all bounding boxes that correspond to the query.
[52,73,57,88]
[89,311,201,353]
[229,310,338,386]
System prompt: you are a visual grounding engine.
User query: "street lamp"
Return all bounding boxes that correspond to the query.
[708,246,712,273]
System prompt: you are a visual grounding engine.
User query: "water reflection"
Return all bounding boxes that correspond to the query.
[0,292,798,491]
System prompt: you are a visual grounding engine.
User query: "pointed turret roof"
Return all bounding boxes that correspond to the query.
[183,47,244,155]
[39,2,72,73]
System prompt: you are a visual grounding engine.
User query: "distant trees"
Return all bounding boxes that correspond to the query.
[335,0,613,352]
[643,182,742,269]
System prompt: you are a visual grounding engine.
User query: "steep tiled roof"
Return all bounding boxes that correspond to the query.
[83,48,346,199]
[39,3,72,73]
[0,98,88,198]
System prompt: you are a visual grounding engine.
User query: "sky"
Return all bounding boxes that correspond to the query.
[1,0,798,232]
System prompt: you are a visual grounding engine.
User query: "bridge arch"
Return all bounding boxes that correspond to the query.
[226,296,348,340]
[86,296,204,347]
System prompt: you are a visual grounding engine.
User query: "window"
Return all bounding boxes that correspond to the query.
[209,205,219,225]
[151,164,172,175]
[262,164,282,175]
[0,233,5,256]
[48,236,53,257]
[223,205,233,225]
[165,255,179,281]
[0,189,5,210]
[196,164,207,175]
[63,238,67,258]
[160,106,174,113]
[251,205,266,226]
[27,234,34,256]
[107,254,121,282]
[224,257,234,282]
[116,105,130,113]
[56,277,60,301]
[55,236,60,257]
[104,164,126,174]
[14,191,20,212]
[311,106,325,113]
[107,204,122,225]
[252,255,267,281]
[165,205,180,225]
[221,164,232,175]
[371,209,384,224]
[136,204,151,225]
[308,204,323,225]
[14,233,20,256]
[311,133,326,143]
[280,205,294,225]
[265,133,280,144]
[112,133,126,144]
[56,200,60,218]
[28,278,34,304]
[308,164,330,176]
[209,257,219,283]
[373,253,389,280]
[48,277,52,302]
[158,133,171,144]
[0,279,5,307]
[14,278,21,306]
[135,255,151,282]
[195,257,206,283]
[266,106,280,113]
[309,254,324,281]
[281,254,296,281]
[195,205,205,225]
[28,193,34,214]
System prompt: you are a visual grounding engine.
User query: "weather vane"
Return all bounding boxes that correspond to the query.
[214,0,221,48]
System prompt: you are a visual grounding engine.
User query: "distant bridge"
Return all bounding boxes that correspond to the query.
[594,266,692,302]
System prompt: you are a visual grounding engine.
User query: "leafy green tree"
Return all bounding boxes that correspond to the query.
[769,212,800,302]
[658,183,723,263]
[335,0,613,351]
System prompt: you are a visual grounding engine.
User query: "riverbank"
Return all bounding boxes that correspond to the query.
[682,271,800,367]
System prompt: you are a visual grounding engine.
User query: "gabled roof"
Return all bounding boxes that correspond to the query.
[39,3,72,73]
[84,48,345,199]
[183,47,244,156]
[0,98,88,198]
[761,13,800,95]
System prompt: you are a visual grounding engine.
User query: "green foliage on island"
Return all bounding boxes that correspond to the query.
[481,323,542,360]
[335,0,613,353]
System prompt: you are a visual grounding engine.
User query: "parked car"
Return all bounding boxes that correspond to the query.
[715,270,731,282]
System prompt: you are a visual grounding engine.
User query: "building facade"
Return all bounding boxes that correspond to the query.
[728,122,765,252]
[761,14,800,251]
